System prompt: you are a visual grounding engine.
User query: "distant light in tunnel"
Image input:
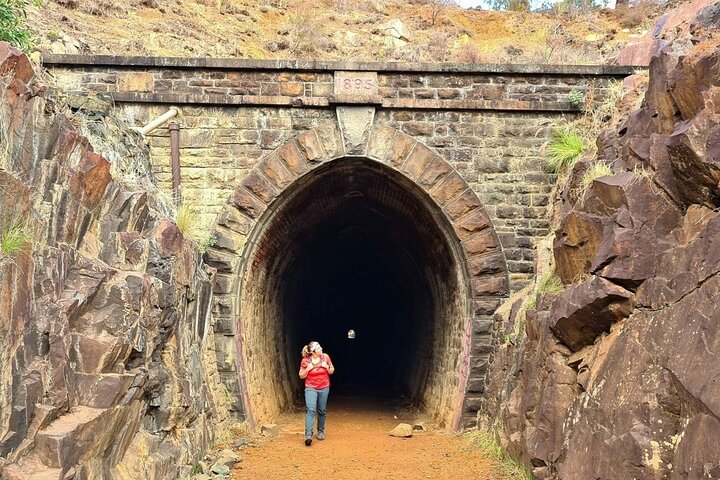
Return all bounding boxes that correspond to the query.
[347,329,356,339]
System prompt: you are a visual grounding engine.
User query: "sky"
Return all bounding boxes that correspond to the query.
[455,0,617,9]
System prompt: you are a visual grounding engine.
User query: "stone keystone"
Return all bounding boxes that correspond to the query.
[336,106,376,156]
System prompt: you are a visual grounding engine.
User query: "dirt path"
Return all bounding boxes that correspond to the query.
[230,397,502,480]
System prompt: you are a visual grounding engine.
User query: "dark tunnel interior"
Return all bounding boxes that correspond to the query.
[242,158,470,420]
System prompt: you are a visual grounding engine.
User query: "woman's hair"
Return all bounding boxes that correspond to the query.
[301,341,320,357]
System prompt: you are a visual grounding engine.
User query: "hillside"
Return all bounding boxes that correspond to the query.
[31,0,667,64]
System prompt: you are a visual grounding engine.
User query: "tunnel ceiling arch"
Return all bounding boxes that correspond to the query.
[206,123,509,431]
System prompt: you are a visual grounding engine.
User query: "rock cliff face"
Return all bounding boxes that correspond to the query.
[483,5,720,479]
[0,44,228,479]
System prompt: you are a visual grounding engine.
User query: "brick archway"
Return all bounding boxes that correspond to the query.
[206,122,508,430]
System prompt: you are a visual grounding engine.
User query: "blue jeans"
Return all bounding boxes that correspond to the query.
[304,386,329,437]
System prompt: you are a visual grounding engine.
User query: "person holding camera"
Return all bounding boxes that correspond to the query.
[299,341,335,446]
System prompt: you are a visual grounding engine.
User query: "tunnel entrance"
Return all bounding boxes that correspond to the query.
[238,158,473,428]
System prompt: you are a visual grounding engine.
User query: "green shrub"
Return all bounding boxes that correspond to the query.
[0,0,39,52]
[568,89,585,109]
[544,126,585,174]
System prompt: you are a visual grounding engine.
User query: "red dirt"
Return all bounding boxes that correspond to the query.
[230,397,502,480]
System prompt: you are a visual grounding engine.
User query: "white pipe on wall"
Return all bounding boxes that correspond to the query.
[132,107,180,135]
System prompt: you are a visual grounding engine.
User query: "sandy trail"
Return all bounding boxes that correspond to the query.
[231,396,501,480]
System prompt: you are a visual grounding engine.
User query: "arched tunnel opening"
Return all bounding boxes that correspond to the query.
[238,158,473,427]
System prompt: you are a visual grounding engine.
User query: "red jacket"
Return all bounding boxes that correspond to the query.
[300,354,333,389]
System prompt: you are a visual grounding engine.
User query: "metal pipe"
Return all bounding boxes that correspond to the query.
[132,107,180,135]
[169,122,181,203]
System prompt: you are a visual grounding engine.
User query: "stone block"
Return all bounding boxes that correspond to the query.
[217,207,254,235]
[118,73,154,92]
[213,275,235,295]
[366,124,396,162]
[453,208,491,239]
[402,122,433,136]
[430,171,466,207]
[385,132,416,168]
[258,153,297,190]
[445,189,482,221]
[276,141,309,176]
[468,251,506,276]
[471,274,508,296]
[401,143,434,181]
[296,130,325,163]
[465,377,486,393]
[473,316,493,334]
[242,171,278,204]
[314,123,344,160]
[336,106,375,156]
[214,315,236,335]
[214,337,237,372]
[279,82,303,96]
[204,248,237,274]
[416,154,452,191]
[231,187,267,219]
[473,298,501,315]
[213,227,246,254]
[462,395,483,412]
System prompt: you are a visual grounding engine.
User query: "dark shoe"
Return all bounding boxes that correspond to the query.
[317,432,325,440]
[304,436,312,446]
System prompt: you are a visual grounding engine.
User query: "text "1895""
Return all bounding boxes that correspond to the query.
[342,78,374,90]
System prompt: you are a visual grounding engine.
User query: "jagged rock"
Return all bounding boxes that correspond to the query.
[548,276,633,352]
[485,11,720,479]
[637,208,720,309]
[615,0,715,66]
[553,210,609,284]
[583,172,683,287]
[0,44,225,478]
[389,423,413,437]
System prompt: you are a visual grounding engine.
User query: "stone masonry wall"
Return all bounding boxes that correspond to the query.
[44,55,634,291]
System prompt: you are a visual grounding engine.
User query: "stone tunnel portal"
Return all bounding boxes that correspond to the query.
[239,158,473,428]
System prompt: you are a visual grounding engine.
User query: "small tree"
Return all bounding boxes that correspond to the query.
[428,0,451,26]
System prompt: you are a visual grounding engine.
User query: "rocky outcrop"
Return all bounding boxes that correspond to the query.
[483,5,720,479]
[0,44,228,479]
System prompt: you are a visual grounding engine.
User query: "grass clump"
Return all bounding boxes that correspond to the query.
[524,268,564,310]
[537,269,563,294]
[174,203,216,253]
[579,161,613,199]
[0,0,39,52]
[0,215,31,262]
[464,429,534,480]
[544,126,585,174]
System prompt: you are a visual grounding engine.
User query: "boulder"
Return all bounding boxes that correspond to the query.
[548,276,633,352]
[389,423,413,437]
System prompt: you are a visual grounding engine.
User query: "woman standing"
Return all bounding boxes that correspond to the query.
[299,341,335,446]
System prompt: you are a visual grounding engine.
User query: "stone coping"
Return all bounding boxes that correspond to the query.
[42,53,641,76]
[91,91,579,111]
